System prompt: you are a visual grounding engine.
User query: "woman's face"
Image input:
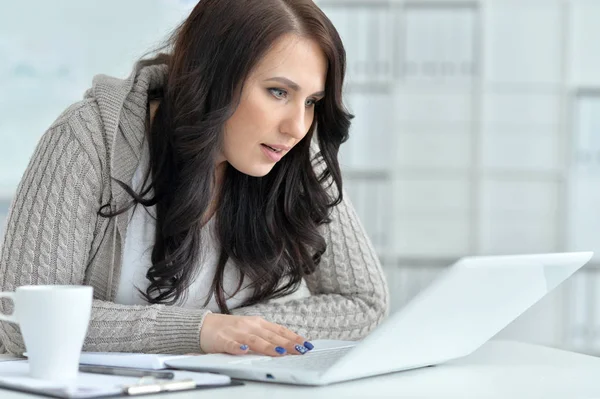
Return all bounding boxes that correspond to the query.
[220,34,327,177]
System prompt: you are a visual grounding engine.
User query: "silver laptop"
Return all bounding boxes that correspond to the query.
[166,251,593,385]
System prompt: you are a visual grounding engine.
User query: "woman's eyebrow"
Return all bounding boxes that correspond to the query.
[264,76,325,97]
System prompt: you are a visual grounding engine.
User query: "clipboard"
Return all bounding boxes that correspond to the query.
[0,361,243,398]
[0,379,245,399]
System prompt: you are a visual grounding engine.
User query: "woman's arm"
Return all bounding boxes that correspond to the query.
[232,184,390,340]
[0,111,210,355]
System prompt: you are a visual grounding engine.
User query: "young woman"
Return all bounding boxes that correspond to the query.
[0,0,389,357]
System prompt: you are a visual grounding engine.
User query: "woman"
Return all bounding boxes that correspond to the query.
[0,0,389,356]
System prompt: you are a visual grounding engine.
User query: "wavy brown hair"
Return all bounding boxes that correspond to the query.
[103,0,352,313]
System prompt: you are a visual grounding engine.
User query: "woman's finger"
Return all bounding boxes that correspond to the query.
[259,320,311,353]
[241,333,288,357]
[249,328,305,356]
[215,332,250,355]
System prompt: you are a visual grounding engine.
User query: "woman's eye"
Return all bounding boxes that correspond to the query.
[305,99,316,107]
[269,88,287,99]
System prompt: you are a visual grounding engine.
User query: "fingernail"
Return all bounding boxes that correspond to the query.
[303,341,314,350]
[240,344,249,351]
[295,345,308,354]
[275,346,287,355]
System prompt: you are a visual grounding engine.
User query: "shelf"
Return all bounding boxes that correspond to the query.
[482,82,565,94]
[342,169,392,180]
[344,82,395,94]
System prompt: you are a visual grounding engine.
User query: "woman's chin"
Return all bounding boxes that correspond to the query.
[233,163,275,178]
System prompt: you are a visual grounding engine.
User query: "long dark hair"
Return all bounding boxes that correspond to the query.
[106,0,352,313]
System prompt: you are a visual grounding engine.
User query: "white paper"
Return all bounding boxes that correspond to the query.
[79,352,191,370]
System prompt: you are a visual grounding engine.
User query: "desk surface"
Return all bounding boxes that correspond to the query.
[2,340,600,399]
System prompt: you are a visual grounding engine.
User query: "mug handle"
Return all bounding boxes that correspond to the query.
[0,292,17,324]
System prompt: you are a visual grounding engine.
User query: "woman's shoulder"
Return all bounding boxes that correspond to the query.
[51,97,106,138]
[41,97,109,182]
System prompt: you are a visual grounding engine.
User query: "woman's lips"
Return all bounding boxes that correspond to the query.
[261,144,285,162]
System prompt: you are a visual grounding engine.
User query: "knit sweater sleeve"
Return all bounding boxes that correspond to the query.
[0,111,209,355]
[232,182,390,340]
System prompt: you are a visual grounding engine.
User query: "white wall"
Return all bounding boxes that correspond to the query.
[0,0,195,197]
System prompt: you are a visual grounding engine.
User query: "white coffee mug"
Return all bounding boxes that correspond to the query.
[0,285,93,381]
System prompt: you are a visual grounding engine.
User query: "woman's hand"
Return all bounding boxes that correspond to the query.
[199,313,314,356]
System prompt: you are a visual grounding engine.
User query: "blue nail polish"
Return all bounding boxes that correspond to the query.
[295,345,308,354]
[303,341,314,350]
[275,346,287,355]
[240,344,249,351]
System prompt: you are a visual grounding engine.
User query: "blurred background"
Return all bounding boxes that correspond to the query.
[1,0,599,355]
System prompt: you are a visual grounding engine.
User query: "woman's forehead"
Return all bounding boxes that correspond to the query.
[252,35,327,92]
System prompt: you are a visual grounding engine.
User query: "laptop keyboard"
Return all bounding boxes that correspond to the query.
[249,346,353,371]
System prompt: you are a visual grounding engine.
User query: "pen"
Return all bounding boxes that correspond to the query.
[124,379,197,395]
[79,364,175,379]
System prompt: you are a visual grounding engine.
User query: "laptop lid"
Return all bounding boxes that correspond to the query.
[321,251,593,383]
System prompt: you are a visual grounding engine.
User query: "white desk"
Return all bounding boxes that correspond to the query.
[2,340,600,398]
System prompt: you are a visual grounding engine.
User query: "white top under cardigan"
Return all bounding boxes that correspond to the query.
[115,141,309,311]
